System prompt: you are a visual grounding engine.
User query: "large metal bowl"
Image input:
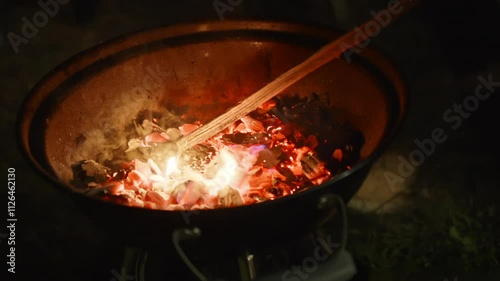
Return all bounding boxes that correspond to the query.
[18,20,407,250]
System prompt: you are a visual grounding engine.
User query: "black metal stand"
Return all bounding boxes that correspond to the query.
[171,194,356,281]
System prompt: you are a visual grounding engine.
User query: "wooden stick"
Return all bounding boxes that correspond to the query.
[177,0,419,151]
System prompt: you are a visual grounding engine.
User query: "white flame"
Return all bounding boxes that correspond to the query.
[149,147,246,197]
[165,156,179,177]
[200,147,242,196]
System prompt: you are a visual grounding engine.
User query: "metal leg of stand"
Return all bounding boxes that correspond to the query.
[238,251,257,281]
[256,194,357,281]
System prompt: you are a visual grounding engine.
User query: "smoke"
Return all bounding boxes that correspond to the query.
[63,64,181,179]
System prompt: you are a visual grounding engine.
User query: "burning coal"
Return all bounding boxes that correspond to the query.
[71,93,364,210]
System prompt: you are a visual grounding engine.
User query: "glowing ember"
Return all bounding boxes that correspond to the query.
[72,94,364,210]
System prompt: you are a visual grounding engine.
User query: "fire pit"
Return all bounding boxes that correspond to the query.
[70,91,363,211]
[18,20,406,252]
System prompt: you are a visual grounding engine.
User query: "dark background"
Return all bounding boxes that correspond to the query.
[1,0,500,280]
